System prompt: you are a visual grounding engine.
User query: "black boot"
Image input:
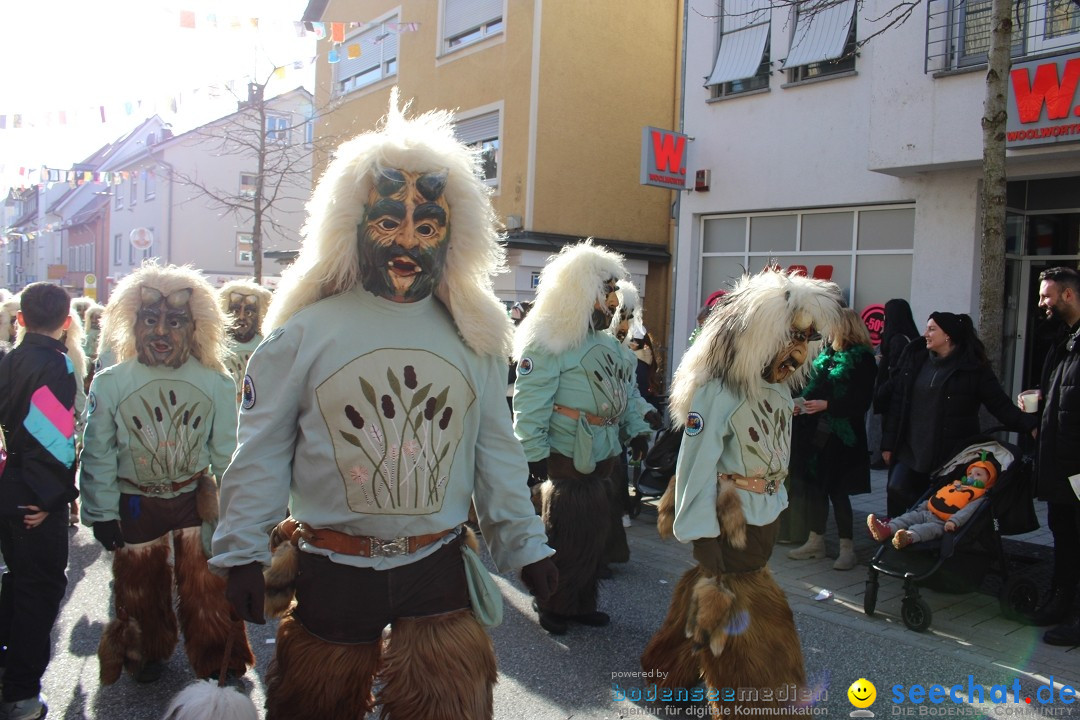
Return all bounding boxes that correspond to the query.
[1027,588,1075,627]
[1044,615,1080,646]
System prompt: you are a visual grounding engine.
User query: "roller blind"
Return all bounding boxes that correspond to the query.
[783,0,855,67]
[707,0,771,86]
[444,0,502,39]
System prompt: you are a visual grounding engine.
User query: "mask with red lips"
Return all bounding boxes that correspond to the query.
[134,286,195,368]
[358,168,451,303]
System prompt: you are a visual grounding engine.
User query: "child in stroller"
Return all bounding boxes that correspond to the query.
[867,456,997,550]
[862,437,1040,632]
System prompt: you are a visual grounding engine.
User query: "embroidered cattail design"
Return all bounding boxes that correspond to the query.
[749,427,760,442]
[133,416,143,429]
[182,410,190,425]
[345,405,365,429]
[381,395,396,419]
[404,365,417,389]
[192,415,202,429]
[439,407,453,430]
[154,406,163,422]
[424,397,437,421]
[169,390,177,406]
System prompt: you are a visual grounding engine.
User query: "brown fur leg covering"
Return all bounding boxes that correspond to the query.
[381,609,496,720]
[99,536,177,683]
[195,472,219,524]
[173,527,254,678]
[640,566,704,690]
[265,614,381,720]
[656,480,676,539]
[697,568,806,717]
[263,541,300,619]
[685,575,737,656]
[541,474,610,616]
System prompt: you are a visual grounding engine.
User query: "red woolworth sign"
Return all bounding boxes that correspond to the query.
[1006,52,1080,148]
[640,127,688,189]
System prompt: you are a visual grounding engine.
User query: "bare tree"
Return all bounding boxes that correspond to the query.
[170,67,343,283]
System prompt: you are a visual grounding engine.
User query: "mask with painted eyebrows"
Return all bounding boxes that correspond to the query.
[358,168,451,303]
[227,292,261,343]
[135,286,195,368]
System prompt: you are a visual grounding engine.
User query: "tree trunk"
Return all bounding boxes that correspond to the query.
[978,0,1012,376]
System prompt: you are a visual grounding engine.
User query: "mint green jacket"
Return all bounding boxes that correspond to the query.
[513,330,654,474]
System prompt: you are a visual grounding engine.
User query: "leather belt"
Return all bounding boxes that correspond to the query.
[718,472,779,496]
[553,403,619,427]
[120,472,201,496]
[272,517,458,558]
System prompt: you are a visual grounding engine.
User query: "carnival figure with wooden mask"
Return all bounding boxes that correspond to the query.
[641,269,842,717]
[210,91,556,720]
[80,263,252,685]
[217,279,272,399]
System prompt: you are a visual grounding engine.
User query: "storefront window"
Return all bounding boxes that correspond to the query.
[858,208,915,250]
[853,255,913,311]
[801,212,854,251]
[703,217,746,253]
[749,215,797,252]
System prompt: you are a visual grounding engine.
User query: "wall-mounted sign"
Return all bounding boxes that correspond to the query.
[1007,52,1080,149]
[640,126,688,190]
[84,274,97,300]
[130,227,154,250]
[861,304,885,347]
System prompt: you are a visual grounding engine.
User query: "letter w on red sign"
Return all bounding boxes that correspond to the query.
[1011,58,1080,124]
[651,131,686,175]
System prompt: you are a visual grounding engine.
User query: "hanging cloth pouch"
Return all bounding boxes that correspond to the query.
[462,543,504,627]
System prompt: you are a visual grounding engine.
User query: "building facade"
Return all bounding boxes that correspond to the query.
[672,0,1080,392]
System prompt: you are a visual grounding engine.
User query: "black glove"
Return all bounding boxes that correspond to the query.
[527,459,549,485]
[630,435,650,462]
[226,562,266,625]
[520,557,559,602]
[644,410,663,431]
[692,537,726,578]
[93,520,126,551]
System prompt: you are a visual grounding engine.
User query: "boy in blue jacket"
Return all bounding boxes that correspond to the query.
[0,282,78,720]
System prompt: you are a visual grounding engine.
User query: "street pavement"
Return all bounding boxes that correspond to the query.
[22,469,1080,719]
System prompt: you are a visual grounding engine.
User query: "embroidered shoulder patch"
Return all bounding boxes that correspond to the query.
[518,357,533,375]
[87,391,97,415]
[685,411,704,436]
[242,375,256,410]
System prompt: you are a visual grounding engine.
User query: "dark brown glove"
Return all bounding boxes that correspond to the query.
[692,537,726,578]
[630,435,650,462]
[527,459,549,486]
[644,410,663,431]
[520,557,559,602]
[92,520,125,551]
[226,562,266,624]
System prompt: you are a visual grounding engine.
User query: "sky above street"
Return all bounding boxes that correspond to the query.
[0,0,315,189]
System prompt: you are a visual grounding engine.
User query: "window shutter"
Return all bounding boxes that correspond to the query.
[444,0,502,39]
[453,111,499,145]
[784,0,856,67]
[335,18,399,82]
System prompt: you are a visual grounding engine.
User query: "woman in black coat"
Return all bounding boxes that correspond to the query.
[881,311,1038,516]
[787,309,878,570]
[874,299,919,412]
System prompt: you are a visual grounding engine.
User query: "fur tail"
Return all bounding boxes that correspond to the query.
[161,680,259,720]
[716,479,746,549]
[98,616,143,685]
[685,575,736,657]
[263,542,300,619]
[656,480,676,539]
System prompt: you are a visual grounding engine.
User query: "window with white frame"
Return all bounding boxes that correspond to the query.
[237,233,254,265]
[442,0,503,53]
[145,170,156,201]
[452,110,500,185]
[266,115,290,143]
[784,0,857,82]
[129,173,138,206]
[334,19,399,97]
[113,234,122,264]
[240,173,258,200]
[707,0,772,98]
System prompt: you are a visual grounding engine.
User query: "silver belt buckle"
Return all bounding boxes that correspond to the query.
[764,478,777,496]
[143,483,171,495]
[371,536,410,557]
[603,415,618,426]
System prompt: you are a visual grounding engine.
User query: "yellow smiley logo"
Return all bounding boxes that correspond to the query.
[848,678,877,709]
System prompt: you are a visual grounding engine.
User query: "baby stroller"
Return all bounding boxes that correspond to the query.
[863,433,1040,632]
[628,425,680,519]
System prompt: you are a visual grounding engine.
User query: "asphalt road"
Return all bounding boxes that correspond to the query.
[22,515,1077,719]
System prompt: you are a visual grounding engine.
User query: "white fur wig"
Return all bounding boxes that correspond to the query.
[85,302,104,328]
[263,88,511,358]
[668,270,843,426]
[71,296,94,322]
[217,278,273,327]
[513,240,628,358]
[607,279,645,347]
[0,293,16,342]
[101,262,228,373]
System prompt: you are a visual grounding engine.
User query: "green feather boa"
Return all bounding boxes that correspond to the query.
[799,344,875,448]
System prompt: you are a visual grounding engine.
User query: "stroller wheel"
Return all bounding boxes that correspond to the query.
[863,579,879,617]
[901,597,932,632]
[999,577,1039,621]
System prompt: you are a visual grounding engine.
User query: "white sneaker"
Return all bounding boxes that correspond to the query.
[1,695,47,720]
[621,514,632,528]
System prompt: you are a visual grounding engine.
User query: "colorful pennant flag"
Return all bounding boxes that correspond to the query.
[347,43,360,59]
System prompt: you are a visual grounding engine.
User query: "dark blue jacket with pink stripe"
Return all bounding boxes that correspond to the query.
[0,333,78,514]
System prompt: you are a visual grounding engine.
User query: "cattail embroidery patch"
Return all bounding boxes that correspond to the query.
[117,380,211,483]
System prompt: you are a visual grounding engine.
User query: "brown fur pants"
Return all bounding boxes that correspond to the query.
[97,527,253,684]
[266,610,496,720]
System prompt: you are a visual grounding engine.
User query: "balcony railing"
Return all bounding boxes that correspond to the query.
[926,0,1080,72]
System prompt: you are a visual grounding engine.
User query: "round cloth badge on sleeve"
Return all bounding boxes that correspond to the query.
[242,375,256,410]
[518,357,533,375]
[685,411,704,436]
[87,391,97,415]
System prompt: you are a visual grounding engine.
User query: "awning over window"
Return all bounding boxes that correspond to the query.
[707,0,771,86]
[783,0,856,68]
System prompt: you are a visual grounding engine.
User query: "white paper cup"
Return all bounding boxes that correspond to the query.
[1020,391,1039,413]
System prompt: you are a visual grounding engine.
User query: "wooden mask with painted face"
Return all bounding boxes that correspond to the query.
[135,286,194,368]
[358,168,450,303]
[226,292,261,343]
[591,277,620,332]
[763,324,820,384]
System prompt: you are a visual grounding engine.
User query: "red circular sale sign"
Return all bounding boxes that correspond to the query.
[861,304,885,347]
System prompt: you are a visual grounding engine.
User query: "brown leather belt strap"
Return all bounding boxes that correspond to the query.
[553,403,619,427]
[120,471,202,496]
[271,517,458,558]
[718,473,779,496]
